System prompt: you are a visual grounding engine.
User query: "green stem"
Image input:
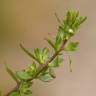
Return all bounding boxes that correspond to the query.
[5,39,67,96]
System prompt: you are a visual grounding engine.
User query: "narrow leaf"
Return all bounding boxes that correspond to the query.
[48,57,63,67]
[20,44,42,64]
[38,73,54,82]
[10,91,20,96]
[72,11,79,24]
[54,12,61,24]
[5,65,19,83]
[49,68,56,78]
[64,42,79,51]
[45,38,56,51]
[66,11,72,25]
[79,16,87,25]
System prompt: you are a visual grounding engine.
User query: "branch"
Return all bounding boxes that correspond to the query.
[5,39,67,96]
[28,39,67,81]
[4,10,87,96]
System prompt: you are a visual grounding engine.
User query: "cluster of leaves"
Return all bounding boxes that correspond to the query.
[48,11,86,51]
[10,82,32,96]
[5,10,87,96]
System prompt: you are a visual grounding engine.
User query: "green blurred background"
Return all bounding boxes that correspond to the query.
[0,0,96,96]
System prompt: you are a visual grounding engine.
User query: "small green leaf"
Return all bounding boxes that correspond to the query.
[71,11,79,25]
[16,71,32,80]
[42,48,49,62]
[55,31,64,50]
[79,16,87,25]
[26,63,37,76]
[34,48,40,59]
[30,63,36,71]
[20,44,42,64]
[19,81,32,95]
[49,68,56,78]
[48,57,63,67]
[24,90,32,95]
[64,42,79,51]
[38,73,54,82]
[10,91,20,96]
[66,11,72,25]
[20,44,35,59]
[6,65,19,83]
[34,48,49,64]
[46,38,56,51]
[54,12,61,24]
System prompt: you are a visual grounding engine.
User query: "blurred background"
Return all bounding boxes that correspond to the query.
[0,0,96,96]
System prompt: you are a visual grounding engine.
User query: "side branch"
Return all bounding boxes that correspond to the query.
[5,39,67,96]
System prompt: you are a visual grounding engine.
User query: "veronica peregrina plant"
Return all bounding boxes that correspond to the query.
[4,10,87,96]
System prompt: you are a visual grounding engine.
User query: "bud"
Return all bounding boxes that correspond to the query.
[68,28,74,34]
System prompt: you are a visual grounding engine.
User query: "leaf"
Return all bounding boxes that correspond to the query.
[42,48,49,61]
[34,48,40,59]
[29,63,36,72]
[26,63,37,76]
[55,31,64,50]
[34,48,49,64]
[5,65,19,83]
[66,11,72,25]
[46,38,56,51]
[10,91,20,96]
[55,36,62,50]
[24,90,32,95]
[16,71,32,81]
[19,81,32,95]
[64,42,79,51]
[20,44,41,64]
[48,57,63,67]
[60,10,87,38]
[38,73,54,82]
[49,68,56,78]
[54,12,61,24]
[71,11,79,25]
[79,16,87,25]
